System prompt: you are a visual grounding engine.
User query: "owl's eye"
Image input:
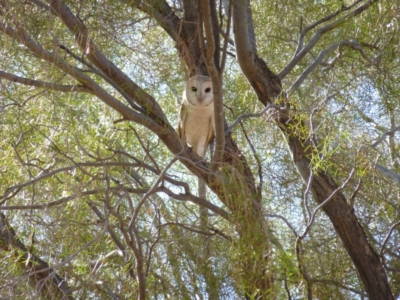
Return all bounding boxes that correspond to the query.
[205,88,211,93]
[191,87,197,92]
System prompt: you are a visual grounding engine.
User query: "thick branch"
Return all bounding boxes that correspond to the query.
[232,0,282,104]
[0,22,160,132]
[0,213,74,299]
[200,1,225,169]
[48,0,168,123]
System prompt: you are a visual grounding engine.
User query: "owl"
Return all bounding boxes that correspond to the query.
[178,75,215,158]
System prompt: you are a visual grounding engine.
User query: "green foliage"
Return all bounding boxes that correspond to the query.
[0,0,399,299]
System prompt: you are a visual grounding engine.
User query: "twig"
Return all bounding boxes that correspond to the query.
[380,220,400,256]
[279,0,379,79]
[300,168,355,239]
[225,103,281,134]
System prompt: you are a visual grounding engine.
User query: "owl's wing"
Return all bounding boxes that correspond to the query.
[178,102,187,139]
[204,116,215,152]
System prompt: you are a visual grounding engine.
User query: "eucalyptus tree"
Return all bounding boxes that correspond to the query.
[0,0,399,299]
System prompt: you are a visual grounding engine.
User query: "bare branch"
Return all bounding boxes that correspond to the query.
[159,186,230,221]
[288,39,380,94]
[0,70,92,93]
[48,0,168,123]
[265,214,298,237]
[371,126,400,149]
[375,164,400,185]
[129,157,178,229]
[279,0,379,79]
[300,168,355,239]
[0,22,160,132]
[57,44,146,114]
[288,43,340,95]
[225,103,281,134]
[380,220,400,256]
[294,0,364,56]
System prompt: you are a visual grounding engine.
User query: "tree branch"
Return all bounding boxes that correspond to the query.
[288,39,381,95]
[48,0,168,123]
[380,220,400,256]
[199,1,225,170]
[225,103,281,134]
[371,125,400,149]
[294,0,363,56]
[375,164,400,185]
[0,70,92,93]
[279,0,379,79]
[232,0,282,103]
[0,22,160,132]
[0,213,74,299]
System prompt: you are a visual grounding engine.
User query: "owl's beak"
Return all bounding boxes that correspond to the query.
[197,92,204,102]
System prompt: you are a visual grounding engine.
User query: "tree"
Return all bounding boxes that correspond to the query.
[0,0,399,299]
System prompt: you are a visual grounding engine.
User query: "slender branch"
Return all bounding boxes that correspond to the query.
[375,164,400,185]
[380,220,400,256]
[300,168,355,239]
[0,70,92,93]
[288,43,340,94]
[0,160,187,202]
[352,104,388,132]
[87,201,136,280]
[0,190,95,210]
[288,39,380,94]
[279,0,379,79]
[311,279,367,296]
[225,103,281,134]
[295,238,313,300]
[265,214,298,237]
[129,157,178,230]
[371,125,400,149]
[294,0,363,56]
[158,222,216,236]
[349,178,362,209]
[220,0,232,74]
[57,44,146,114]
[159,186,230,221]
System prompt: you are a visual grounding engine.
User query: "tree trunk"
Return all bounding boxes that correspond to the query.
[232,1,393,298]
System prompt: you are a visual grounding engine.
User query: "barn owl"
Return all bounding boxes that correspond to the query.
[178,75,215,158]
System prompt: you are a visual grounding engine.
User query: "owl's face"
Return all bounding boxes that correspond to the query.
[185,75,214,106]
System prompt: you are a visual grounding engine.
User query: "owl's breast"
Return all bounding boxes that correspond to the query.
[183,104,215,157]
[185,105,214,134]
